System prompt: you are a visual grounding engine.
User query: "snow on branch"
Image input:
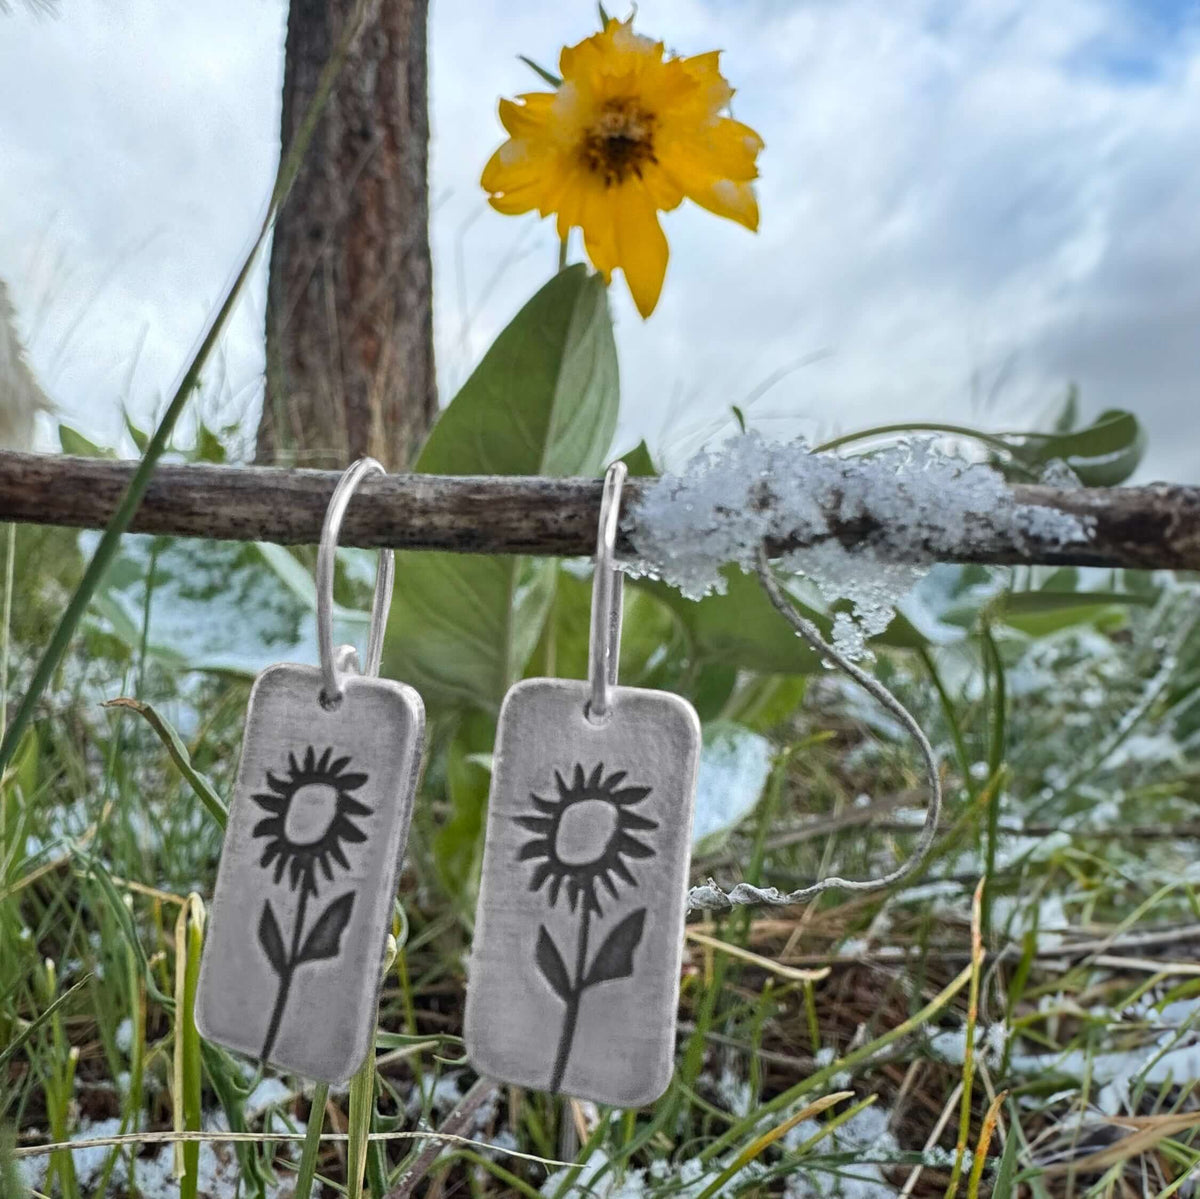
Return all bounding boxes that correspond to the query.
[626,433,1095,656]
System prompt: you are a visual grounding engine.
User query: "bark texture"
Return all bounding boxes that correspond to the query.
[2,452,1199,572]
[258,0,436,470]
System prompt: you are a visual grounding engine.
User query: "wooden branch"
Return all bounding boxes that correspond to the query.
[0,451,1198,570]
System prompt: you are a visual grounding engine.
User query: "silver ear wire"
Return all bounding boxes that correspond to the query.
[315,457,394,705]
[586,460,627,722]
[686,543,943,912]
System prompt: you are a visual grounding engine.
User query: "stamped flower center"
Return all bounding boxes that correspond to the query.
[554,799,619,865]
[581,99,657,186]
[283,783,340,845]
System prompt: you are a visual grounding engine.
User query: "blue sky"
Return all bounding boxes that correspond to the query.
[0,0,1197,479]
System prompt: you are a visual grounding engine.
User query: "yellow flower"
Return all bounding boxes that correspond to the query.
[481,17,764,318]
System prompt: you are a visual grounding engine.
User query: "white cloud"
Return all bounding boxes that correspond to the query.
[0,0,1196,478]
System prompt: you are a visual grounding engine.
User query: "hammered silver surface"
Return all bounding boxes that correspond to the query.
[465,678,700,1107]
[195,664,424,1083]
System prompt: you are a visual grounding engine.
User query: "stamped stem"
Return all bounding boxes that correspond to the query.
[260,888,310,1064]
[550,906,591,1093]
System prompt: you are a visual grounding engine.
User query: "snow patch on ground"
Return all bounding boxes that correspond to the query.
[538,1149,767,1198]
[782,1102,901,1199]
[18,1109,306,1198]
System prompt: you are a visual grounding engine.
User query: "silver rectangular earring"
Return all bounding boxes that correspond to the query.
[465,461,701,1107]
[195,458,424,1084]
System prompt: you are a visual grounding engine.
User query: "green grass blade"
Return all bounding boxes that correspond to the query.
[173,896,205,1199]
[102,698,227,829]
[991,1121,1019,1199]
[346,1053,375,1199]
[292,1083,328,1199]
[701,962,974,1162]
[0,973,91,1074]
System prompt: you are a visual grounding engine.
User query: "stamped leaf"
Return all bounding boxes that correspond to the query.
[535,926,572,1001]
[584,908,646,988]
[297,892,355,965]
[257,901,287,976]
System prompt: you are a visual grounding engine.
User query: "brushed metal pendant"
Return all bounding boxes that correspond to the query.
[196,459,424,1084]
[195,664,423,1082]
[465,676,699,1107]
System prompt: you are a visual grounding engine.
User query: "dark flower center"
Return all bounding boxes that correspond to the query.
[283,782,340,846]
[554,798,619,865]
[582,99,657,186]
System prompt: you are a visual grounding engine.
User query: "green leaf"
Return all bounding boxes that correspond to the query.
[1011,408,1146,485]
[519,54,562,87]
[122,410,149,452]
[721,675,809,732]
[536,566,687,693]
[417,265,616,477]
[869,606,931,650]
[635,568,826,675]
[691,662,739,721]
[1051,383,1079,434]
[58,424,114,458]
[386,266,618,711]
[620,439,658,477]
[993,589,1151,637]
[194,423,226,463]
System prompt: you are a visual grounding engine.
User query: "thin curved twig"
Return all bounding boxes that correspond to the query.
[383,1076,500,1199]
[685,544,942,912]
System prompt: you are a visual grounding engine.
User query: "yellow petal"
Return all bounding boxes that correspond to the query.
[555,168,587,240]
[560,17,660,86]
[661,115,763,183]
[640,162,684,212]
[487,188,540,217]
[657,112,764,230]
[559,26,610,82]
[481,139,549,195]
[634,55,700,117]
[610,19,664,64]
[614,184,669,318]
[689,177,760,230]
[680,50,734,113]
[498,93,556,138]
[579,183,618,282]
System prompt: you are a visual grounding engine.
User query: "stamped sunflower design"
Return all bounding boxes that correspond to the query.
[517,763,657,915]
[253,747,370,899]
[516,763,657,1092]
[251,746,370,1063]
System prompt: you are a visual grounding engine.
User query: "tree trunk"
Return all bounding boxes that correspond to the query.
[258,0,436,470]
